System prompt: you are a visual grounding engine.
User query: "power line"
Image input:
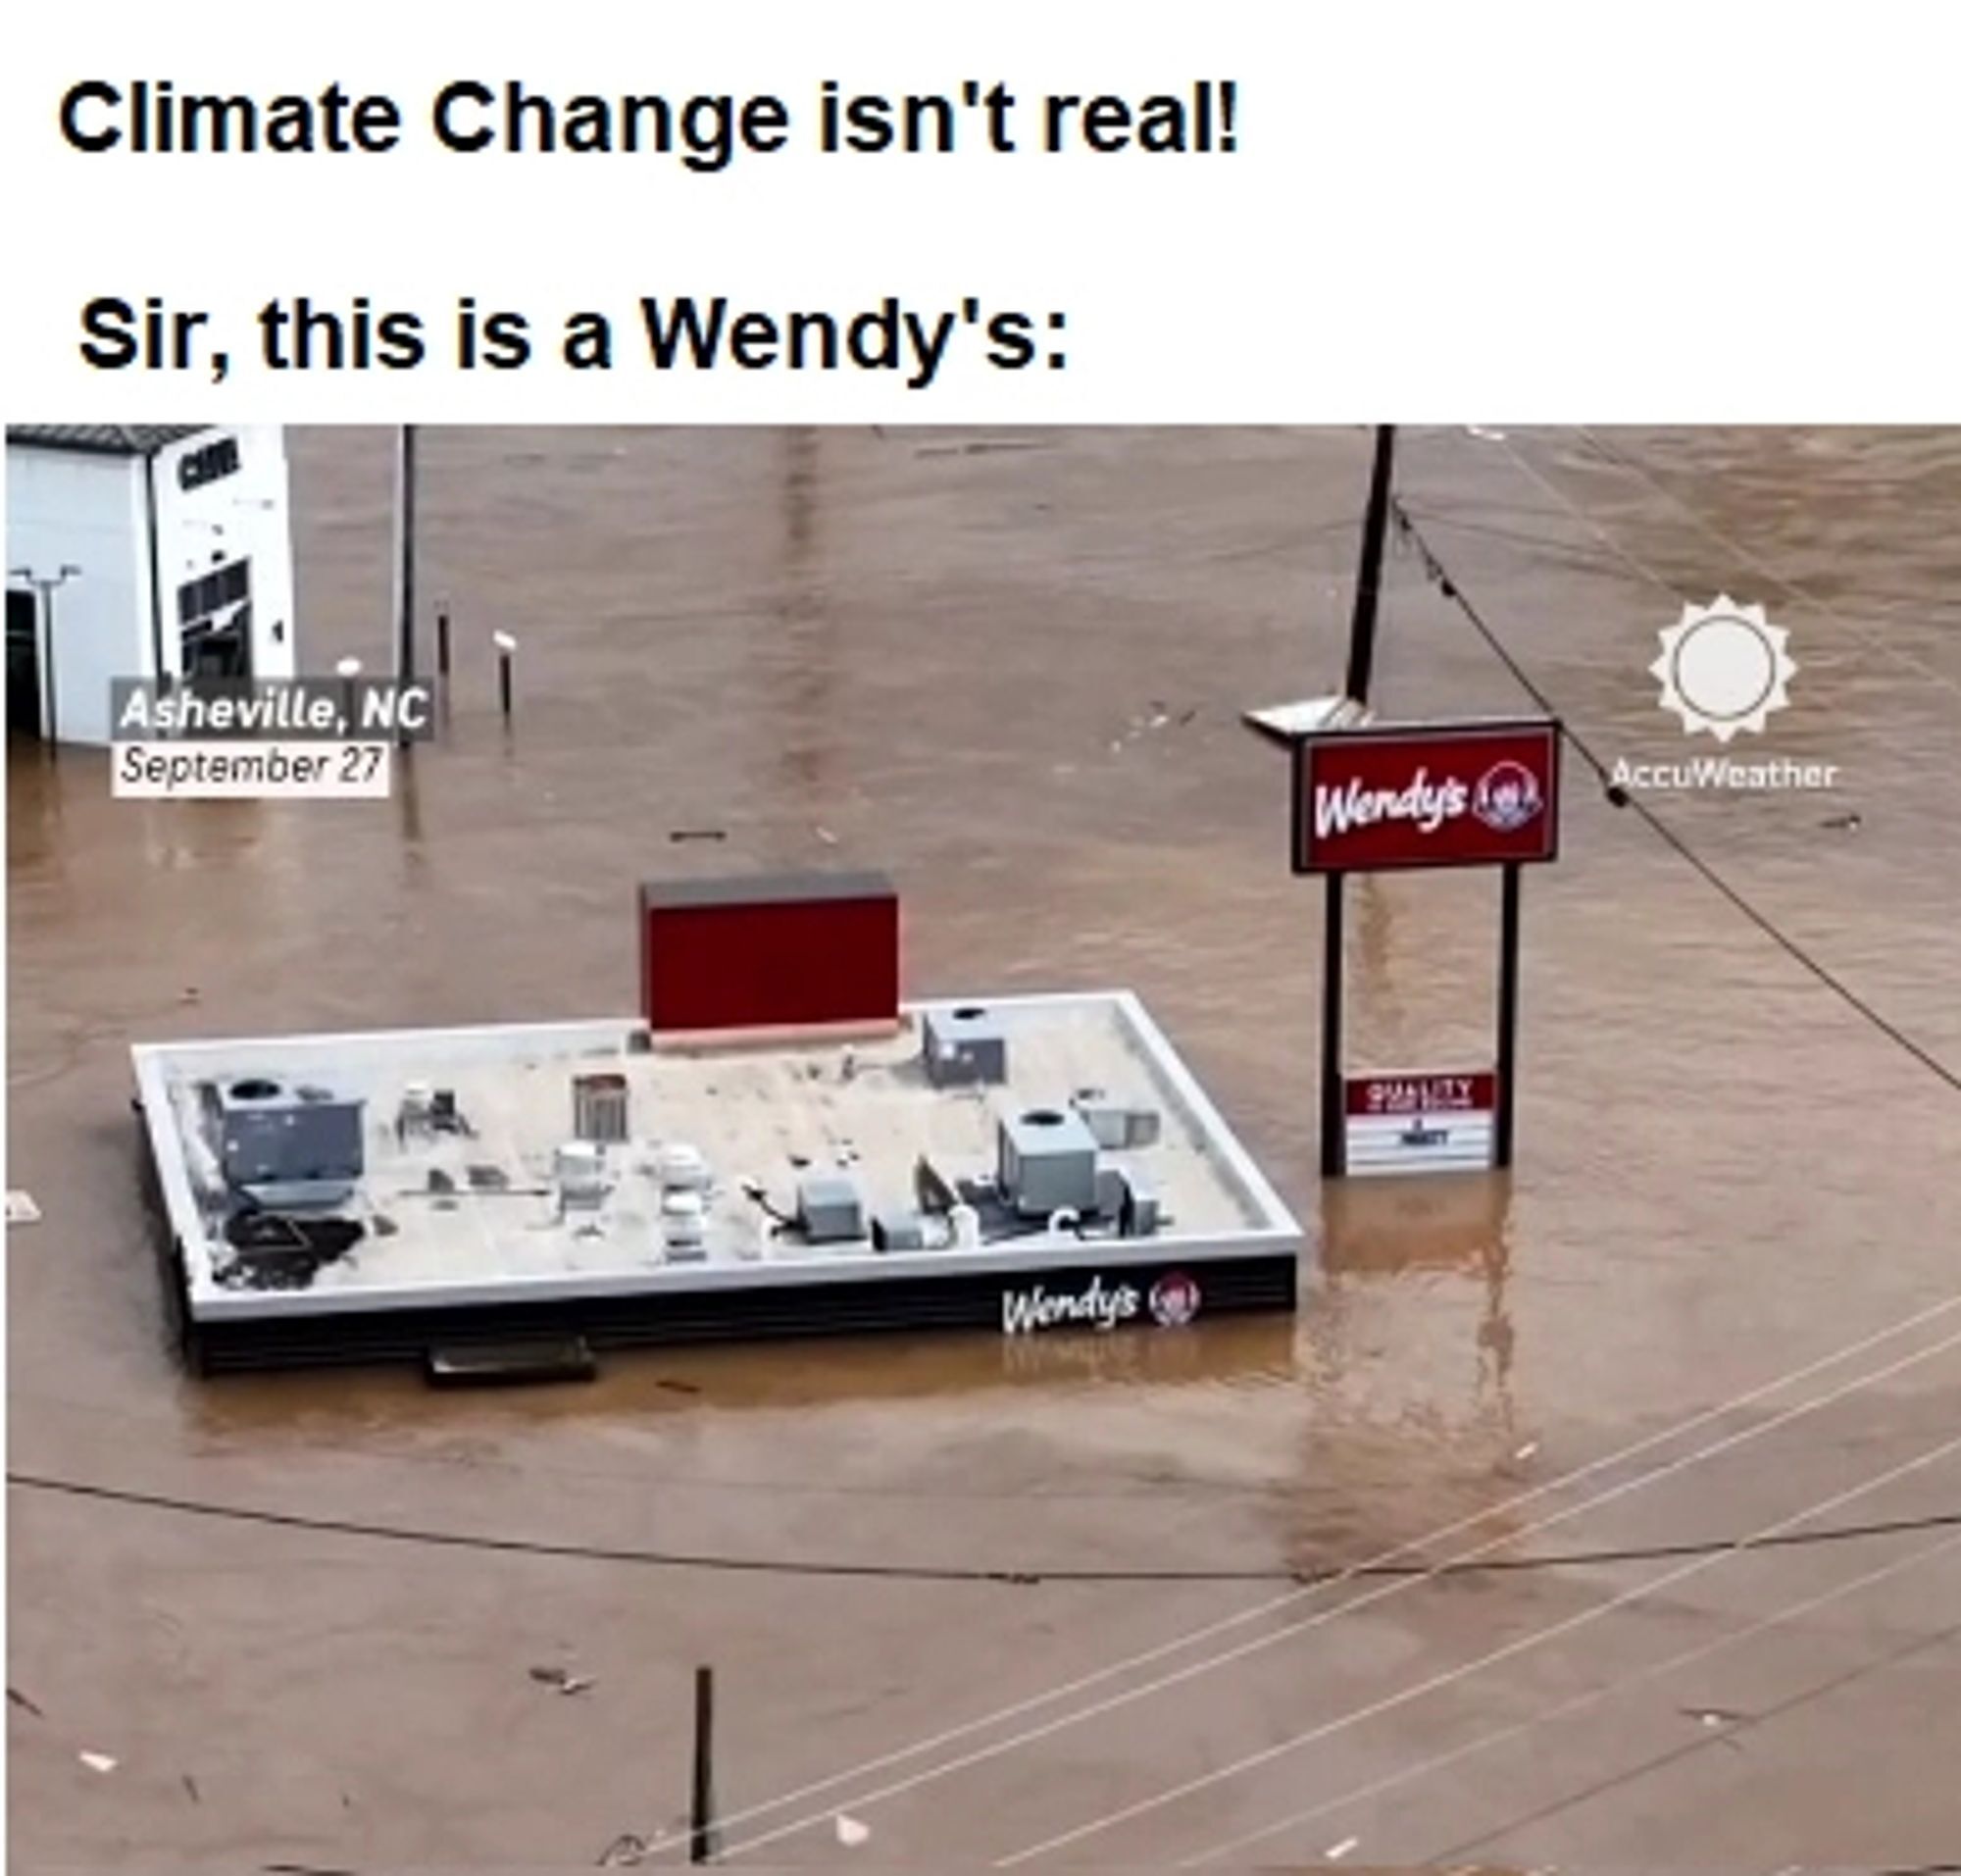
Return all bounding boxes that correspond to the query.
[992,1428,1961,1864]
[571,1305,1961,1859]
[9,1468,1959,1587]
[1388,496,1961,1099]
[1571,426,1961,698]
[1186,1531,1961,1866]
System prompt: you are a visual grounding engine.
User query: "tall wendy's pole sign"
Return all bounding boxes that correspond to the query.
[1255,714,1563,1178]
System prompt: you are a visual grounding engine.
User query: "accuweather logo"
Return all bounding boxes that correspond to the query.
[1611,597,1840,798]
[1651,596,1796,742]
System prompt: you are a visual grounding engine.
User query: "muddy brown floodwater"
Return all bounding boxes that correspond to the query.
[8,426,1961,1870]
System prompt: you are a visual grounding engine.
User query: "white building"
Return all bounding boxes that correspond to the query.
[7,424,296,746]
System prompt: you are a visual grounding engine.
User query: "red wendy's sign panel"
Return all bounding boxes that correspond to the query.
[1291,718,1561,874]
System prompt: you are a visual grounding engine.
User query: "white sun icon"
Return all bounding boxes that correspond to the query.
[1650,596,1796,742]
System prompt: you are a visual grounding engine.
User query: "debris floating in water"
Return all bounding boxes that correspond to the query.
[78,1749,119,1774]
[835,1814,872,1847]
[1325,1835,1359,1860]
[529,1664,596,1696]
[6,1191,41,1225]
[1241,693,1374,740]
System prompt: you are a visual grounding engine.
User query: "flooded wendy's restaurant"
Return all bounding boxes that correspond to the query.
[9,426,1960,1869]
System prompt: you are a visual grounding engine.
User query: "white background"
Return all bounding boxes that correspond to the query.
[3,0,1959,422]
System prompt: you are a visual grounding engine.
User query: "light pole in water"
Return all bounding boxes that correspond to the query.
[394,424,418,746]
[335,654,363,740]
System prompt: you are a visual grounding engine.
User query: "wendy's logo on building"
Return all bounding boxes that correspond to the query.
[1000,1275,1139,1336]
[1471,760,1544,835]
[1148,1270,1201,1328]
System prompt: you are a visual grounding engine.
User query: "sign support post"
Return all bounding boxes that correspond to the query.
[1320,871,1347,1177]
[1493,860,1523,1169]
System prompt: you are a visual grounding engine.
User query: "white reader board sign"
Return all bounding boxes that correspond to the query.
[1344,1072,1497,1176]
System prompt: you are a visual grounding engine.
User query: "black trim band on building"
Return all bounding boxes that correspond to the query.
[182,1253,1299,1374]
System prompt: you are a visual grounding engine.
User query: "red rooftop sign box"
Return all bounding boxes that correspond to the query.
[1291,718,1561,875]
[640,871,899,1035]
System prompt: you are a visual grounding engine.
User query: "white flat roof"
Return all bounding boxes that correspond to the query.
[133,992,1300,1321]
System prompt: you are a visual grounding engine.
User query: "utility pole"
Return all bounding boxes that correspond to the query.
[1344,424,1395,708]
[1323,424,1395,1177]
[394,424,418,747]
[8,562,81,752]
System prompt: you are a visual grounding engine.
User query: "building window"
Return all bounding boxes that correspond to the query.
[177,557,251,628]
[178,557,253,679]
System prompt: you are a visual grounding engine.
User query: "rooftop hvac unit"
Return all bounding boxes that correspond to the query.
[997,1107,1100,1219]
[1071,1088,1162,1150]
[798,1173,866,1243]
[554,1141,606,1208]
[871,1208,928,1252]
[922,1005,1009,1088]
[573,1072,630,1143]
[654,1141,711,1191]
[661,1189,708,1257]
[213,1077,364,1206]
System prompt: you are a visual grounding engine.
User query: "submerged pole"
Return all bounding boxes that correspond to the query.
[689,1664,719,1863]
[493,631,516,720]
[394,424,418,747]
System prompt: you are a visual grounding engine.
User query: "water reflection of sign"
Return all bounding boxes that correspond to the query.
[1345,1071,1498,1175]
[1292,720,1560,874]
